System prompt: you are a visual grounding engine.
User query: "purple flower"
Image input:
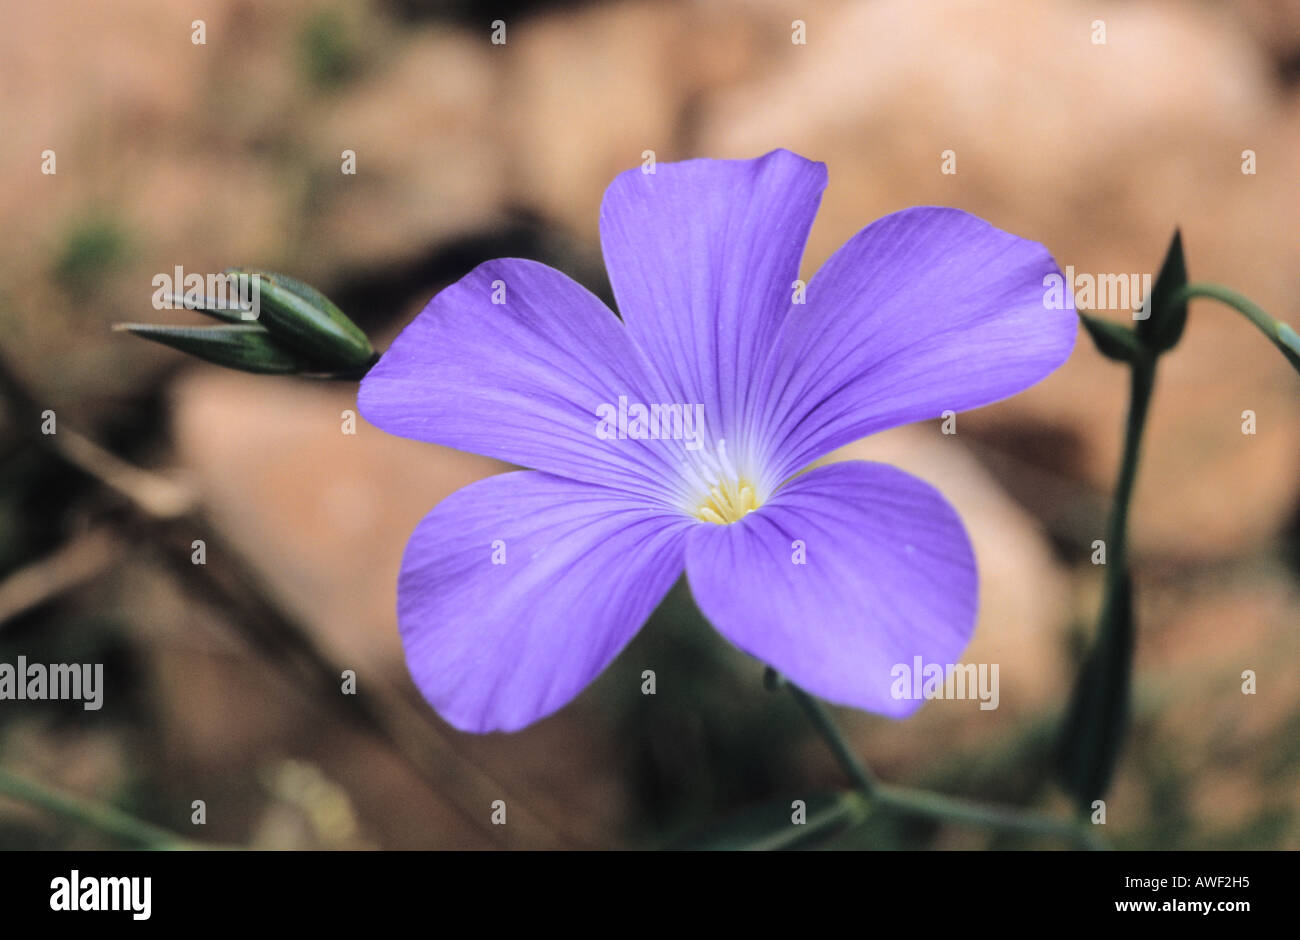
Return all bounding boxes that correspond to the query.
[359,150,1076,733]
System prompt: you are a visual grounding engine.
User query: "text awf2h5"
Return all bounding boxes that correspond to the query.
[595,396,706,451]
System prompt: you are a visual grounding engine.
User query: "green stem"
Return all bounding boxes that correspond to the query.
[778,677,1101,849]
[743,792,871,851]
[1057,351,1155,815]
[784,681,877,794]
[1171,282,1300,371]
[0,767,200,850]
[767,338,1160,849]
[1104,352,1157,585]
[769,280,1286,851]
[873,784,1103,849]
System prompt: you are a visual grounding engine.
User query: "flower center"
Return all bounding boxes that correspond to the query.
[694,476,759,525]
[681,438,764,525]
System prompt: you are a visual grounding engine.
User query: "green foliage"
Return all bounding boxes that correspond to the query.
[53,215,131,292]
[118,270,374,377]
[228,268,374,369]
[676,791,866,850]
[1056,569,1135,815]
[298,7,362,90]
[1079,312,1142,363]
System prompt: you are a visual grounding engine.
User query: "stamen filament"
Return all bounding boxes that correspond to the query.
[680,437,765,525]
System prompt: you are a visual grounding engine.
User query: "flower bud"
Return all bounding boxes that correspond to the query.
[113,323,308,374]
[226,268,374,370]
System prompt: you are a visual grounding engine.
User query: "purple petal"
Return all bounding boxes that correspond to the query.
[359,258,681,502]
[685,461,977,717]
[399,470,689,732]
[599,149,827,446]
[756,208,1076,480]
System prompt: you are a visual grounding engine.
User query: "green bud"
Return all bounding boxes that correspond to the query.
[158,291,250,324]
[1080,313,1143,363]
[226,268,373,369]
[1137,230,1187,353]
[114,323,308,374]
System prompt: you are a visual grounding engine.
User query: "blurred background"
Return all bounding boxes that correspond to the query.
[1,0,1297,850]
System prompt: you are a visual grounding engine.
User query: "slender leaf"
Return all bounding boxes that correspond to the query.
[114,323,306,374]
[1055,568,1135,815]
[157,292,253,324]
[675,791,867,851]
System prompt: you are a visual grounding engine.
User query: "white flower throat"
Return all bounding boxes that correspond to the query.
[681,438,763,525]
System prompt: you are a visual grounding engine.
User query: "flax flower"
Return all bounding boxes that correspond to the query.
[359,150,1075,732]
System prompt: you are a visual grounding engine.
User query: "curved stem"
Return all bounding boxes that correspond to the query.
[777,677,1102,849]
[872,784,1102,849]
[784,680,877,794]
[0,767,202,850]
[1171,282,1300,371]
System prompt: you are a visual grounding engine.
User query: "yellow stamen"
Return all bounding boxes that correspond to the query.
[694,476,760,524]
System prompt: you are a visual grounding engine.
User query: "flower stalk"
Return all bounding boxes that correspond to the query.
[0,767,201,850]
[771,668,1102,849]
[1170,282,1300,374]
[1054,352,1152,814]
[1060,232,1299,819]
